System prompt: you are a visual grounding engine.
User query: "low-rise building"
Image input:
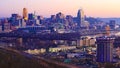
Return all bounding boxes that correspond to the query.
[49,45,76,52]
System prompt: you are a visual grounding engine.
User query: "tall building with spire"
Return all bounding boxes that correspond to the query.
[77,9,85,27]
[23,8,28,20]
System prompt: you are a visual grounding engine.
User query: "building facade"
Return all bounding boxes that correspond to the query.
[96,36,114,63]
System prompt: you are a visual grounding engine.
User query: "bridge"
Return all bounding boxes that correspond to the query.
[0,32,80,40]
[0,29,119,48]
[0,29,119,40]
[0,29,108,40]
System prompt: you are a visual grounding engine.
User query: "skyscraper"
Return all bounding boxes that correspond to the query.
[77,9,85,27]
[28,13,34,20]
[23,8,28,20]
[56,12,65,23]
[96,36,114,63]
[109,20,116,29]
[12,14,18,20]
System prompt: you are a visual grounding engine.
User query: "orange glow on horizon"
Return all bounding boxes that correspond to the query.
[0,0,120,18]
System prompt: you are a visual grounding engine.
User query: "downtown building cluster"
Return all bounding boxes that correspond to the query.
[0,8,120,68]
[0,8,119,33]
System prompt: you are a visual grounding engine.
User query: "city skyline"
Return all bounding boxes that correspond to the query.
[1,0,120,18]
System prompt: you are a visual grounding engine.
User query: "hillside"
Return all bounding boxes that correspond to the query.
[0,48,77,68]
[0,48,47,68]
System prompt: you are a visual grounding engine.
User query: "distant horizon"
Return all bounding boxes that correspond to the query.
[1,0,120,18]
[0,10,120,18]
[0,8,120,18]
[0,14,120,19]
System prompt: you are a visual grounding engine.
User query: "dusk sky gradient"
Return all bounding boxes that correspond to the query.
[0,0,120,18]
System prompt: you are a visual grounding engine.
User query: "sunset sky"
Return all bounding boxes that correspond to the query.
[0,0,120,18]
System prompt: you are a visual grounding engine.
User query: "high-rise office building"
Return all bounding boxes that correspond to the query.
[12,14,18,20]
[50,15,56,23]
[109,20,116,29]
[56,12,65,23]
[11,14,20,27]
[96,36,114,63]
[77,9,85,27]
[23,8,28,20]
[28,13,34,20]
[66,15,73,23]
